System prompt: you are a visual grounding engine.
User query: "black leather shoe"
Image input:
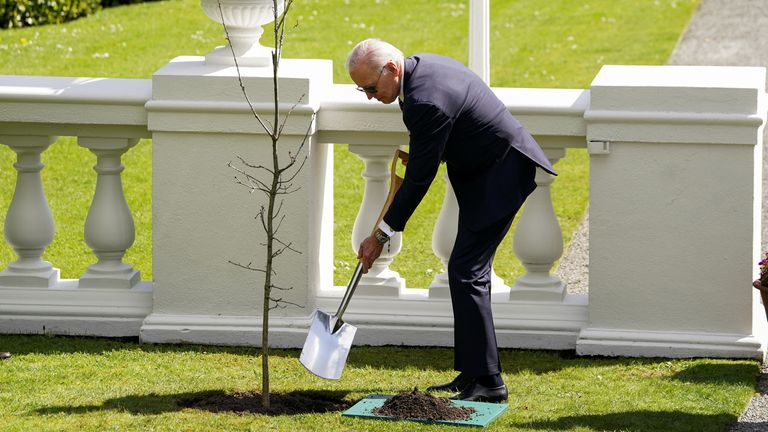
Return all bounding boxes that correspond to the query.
[451,382,508,403]
[0,352,10,361]
[426,373,474,392]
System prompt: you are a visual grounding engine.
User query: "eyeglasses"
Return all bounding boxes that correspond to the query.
[355,66,386,94]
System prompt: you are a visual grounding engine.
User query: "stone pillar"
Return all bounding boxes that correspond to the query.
[78,137,141,289]
[0,135,59,287]
[142,56,333,347]
[578,65,767,358]
[347,144,405,297]
[509,149,566,301]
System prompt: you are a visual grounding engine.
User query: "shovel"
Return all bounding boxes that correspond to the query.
[300,148,408,380]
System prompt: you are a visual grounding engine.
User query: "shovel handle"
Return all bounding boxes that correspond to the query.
[333,148,408,331]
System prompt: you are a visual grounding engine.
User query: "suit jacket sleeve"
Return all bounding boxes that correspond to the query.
[383,101,453,232]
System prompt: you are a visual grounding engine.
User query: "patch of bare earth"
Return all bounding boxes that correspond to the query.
[177,390,351,415]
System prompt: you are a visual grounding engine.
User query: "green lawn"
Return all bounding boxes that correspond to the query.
[0,334,757,432]
[0,0,699,287]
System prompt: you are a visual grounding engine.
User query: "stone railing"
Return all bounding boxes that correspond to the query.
[0,76,152,335]
[0,60,766,359]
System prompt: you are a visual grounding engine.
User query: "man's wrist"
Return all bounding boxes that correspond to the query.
[373,227,390,245]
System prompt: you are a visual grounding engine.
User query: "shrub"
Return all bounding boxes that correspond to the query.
[0,0,158,29]
[0,0,100,28]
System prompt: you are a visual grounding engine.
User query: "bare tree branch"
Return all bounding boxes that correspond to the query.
[217,1,274,138]
[276,93,306,140]
[234,155,275,175]
[273,237,301,255]
[228,260,268,274]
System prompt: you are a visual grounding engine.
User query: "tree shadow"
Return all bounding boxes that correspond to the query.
[36,389,354,416]
[515,410,737,432]
[671,362,761,386]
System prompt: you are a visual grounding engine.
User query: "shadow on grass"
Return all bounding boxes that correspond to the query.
[36,389,353,416]
[671,362,760,385]
[515,410,738,432]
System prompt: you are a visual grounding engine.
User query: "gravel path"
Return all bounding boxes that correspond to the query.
[556,1,768,428]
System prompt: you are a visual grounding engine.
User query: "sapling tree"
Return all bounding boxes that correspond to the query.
[217,0,311,409]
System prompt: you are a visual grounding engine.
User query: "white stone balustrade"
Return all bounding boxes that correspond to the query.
[347,144,405,297]
[0,135,59,288]
[509,149,566,301]
[78,137,141,289]
[0,63,764,359]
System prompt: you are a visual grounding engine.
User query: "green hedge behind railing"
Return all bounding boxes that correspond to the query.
[0,0,156,29]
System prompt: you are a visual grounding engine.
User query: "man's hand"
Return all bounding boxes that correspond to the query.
[357,235,384,273]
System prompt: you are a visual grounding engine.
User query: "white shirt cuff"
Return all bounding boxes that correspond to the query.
[378,220,396,237]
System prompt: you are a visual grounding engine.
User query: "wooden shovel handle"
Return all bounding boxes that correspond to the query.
[370,148,408,235]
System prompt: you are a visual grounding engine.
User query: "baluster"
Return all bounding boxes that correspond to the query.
[77,137,140,289]
[0,135,59,287]
[509,149,566,301]
[428,173,458,298]
[347,145,404,296]
[429,173,509,299]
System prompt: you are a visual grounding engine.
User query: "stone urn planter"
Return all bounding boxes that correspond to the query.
[200,0,284,67]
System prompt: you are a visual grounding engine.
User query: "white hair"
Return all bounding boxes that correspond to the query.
[345,38,404,73]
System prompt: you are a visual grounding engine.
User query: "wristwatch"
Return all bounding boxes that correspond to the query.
[373,228,390,245]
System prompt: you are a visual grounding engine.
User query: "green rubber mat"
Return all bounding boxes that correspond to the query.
[342,394,508,427]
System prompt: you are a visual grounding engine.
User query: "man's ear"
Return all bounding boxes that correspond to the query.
[385,59,399,75]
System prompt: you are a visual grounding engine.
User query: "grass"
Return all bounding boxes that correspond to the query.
[0,0,699,287]
[0,334,758,432]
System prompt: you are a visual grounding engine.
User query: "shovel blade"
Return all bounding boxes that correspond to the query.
[300,309,357,380]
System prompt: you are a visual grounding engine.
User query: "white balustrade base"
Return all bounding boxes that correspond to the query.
[79,267,141,289]
[140,314,311,347]
[140,291,589,350]
[0,280,152,337]
[577,328,765,360]
[353,268,406,297]
[428,271,510,300]
[0,266,59,288]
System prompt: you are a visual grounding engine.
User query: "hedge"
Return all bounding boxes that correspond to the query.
[0,0,158,29]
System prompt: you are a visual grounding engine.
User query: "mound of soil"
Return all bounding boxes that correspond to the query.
[178,390,352,416]
[372,388,475,421]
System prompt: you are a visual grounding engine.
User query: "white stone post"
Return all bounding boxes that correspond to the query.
[509,149,566,301]
[0,135,59,287]
[77,137,140,289]
[469,0,490,84]
[347,144,405,296]
[578,65,766,359]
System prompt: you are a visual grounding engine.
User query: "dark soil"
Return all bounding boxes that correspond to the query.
[372,388,475,421]
[177,390,352,416]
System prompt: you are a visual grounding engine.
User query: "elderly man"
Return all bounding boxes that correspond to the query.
[348,39,556,403]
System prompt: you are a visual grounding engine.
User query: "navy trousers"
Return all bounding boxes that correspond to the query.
[447,149,536,377]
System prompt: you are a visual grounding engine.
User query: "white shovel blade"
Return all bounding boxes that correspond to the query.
[299,309,357,380]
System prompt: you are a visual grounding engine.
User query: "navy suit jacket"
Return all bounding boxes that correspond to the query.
[383,53,557,232]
